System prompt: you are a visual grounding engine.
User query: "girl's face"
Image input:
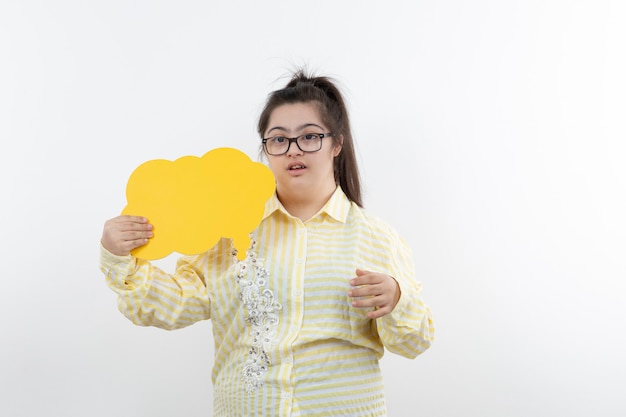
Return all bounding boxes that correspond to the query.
[263,102,341,197]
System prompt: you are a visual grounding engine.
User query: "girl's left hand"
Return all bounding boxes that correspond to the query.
[348,269,401,319]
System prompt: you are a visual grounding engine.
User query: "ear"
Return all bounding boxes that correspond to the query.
[333,134,344,157]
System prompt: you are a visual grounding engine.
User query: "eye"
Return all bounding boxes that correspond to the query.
[270,136,287,144]
[302,134,320,141]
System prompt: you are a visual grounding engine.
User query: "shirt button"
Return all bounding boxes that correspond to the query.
[280,392,292,399]
[297,228,306,235]
[296,258,305,265]
[293,290,302,297]
[284,356,293,364]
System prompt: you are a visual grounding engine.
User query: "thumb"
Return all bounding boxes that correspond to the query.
[355,268,369,276]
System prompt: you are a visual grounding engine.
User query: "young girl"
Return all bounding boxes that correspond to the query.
[100,70,434,416]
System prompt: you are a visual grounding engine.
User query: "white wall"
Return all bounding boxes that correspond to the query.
[1,1,624,416]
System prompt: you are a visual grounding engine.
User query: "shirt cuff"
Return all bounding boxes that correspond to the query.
[99,244,137,288]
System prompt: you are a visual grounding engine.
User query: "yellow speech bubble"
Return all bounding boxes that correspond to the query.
[122,147,275,260]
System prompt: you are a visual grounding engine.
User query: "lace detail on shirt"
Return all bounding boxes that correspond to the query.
[234,239,282,394]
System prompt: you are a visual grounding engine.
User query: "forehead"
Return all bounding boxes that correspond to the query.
[267,102,324,131]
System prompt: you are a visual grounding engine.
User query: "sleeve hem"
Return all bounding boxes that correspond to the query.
[99,243,137,288]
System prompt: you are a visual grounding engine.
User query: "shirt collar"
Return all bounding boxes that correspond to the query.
[262,186,352,223]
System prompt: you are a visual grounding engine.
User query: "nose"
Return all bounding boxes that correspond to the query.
[285,138,304,156]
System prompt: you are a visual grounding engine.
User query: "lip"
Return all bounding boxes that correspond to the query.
[288,161,306,170]
[287,161,307,175]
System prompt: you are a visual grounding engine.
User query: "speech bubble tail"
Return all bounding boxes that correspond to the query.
[233,234,251,261]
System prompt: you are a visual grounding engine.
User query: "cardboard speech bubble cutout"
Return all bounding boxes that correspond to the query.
[122,147,275,260]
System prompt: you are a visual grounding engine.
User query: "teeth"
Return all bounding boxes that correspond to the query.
[291,165,304,169]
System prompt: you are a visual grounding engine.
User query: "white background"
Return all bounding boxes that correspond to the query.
[1,1,625,416]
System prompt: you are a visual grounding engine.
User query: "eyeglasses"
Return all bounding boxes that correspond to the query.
[262,133,333,156]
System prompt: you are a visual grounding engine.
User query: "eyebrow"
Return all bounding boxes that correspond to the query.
[266,123,325,135]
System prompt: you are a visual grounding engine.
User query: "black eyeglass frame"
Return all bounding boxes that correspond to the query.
[261,133,333,156]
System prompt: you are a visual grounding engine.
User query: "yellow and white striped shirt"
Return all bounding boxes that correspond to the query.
[100,186,434,416]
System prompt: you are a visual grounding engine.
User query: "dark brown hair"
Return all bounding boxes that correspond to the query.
[257,69,363,207]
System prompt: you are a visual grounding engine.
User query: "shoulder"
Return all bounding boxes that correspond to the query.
[346,204,416,274]
[348,203,407,246]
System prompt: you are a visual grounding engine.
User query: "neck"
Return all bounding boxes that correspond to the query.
[277,182,337,221]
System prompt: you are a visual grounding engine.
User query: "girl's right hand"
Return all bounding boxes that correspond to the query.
[101,215,153,256]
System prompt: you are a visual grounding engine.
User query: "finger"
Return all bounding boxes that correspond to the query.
[106,220,152,236]
[118,222,153,233]
[102,224,152,243]
[351,292,389,309]
[104,216,150,232]
[115,215,149,224]
[105,233,151,255]
[354,268,380,282]
[349,283,381,298]
[351,273,371,287]
[114,216,151,227]
[367,305,391,319]
[118,238,150,254]
[120,229,153,242]
[351,274,384,288]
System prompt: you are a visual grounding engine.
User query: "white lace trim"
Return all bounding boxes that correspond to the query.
[234,239,282,394]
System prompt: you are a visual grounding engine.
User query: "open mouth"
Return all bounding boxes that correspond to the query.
[289,164,305,170]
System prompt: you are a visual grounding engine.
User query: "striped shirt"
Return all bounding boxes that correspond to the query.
[100,186,434,416]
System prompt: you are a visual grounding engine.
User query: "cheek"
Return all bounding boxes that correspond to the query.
[265,157,280,174]
[316,153,337,172]
[267,156,285,177]
[327,147,340,163]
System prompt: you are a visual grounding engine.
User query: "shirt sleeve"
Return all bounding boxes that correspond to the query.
[374,231,435,359]
[99,244,213,330]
